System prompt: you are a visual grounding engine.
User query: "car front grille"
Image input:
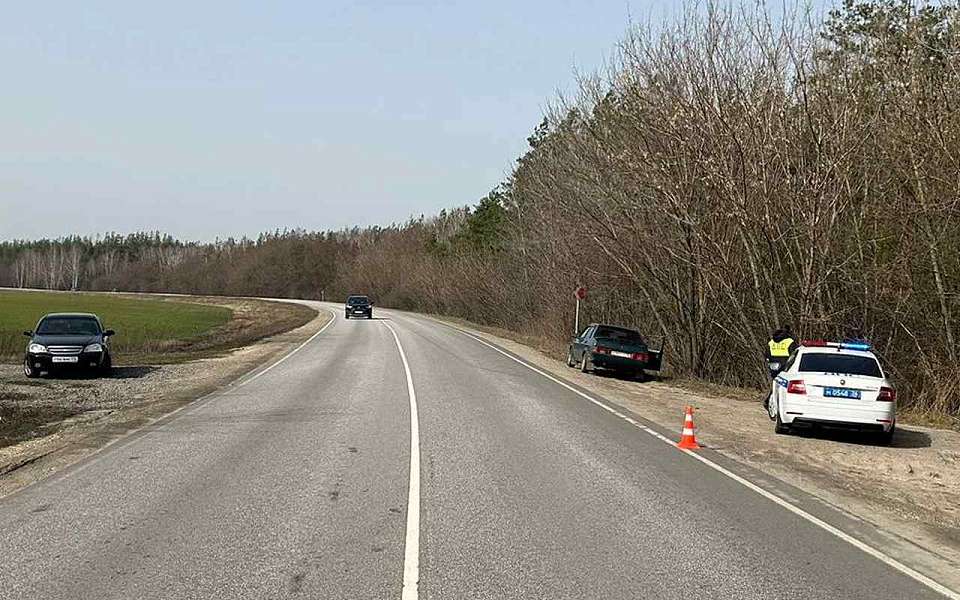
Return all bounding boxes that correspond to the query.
[48,345,83,355]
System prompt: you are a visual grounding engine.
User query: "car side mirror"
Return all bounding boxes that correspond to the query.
[104,329,116,337]
[23,330,32,337]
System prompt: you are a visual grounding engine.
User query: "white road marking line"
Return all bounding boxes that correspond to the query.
[234,310,337,388]
[450,326,959,600]
[385,322,421,600]
[2,306,337,501]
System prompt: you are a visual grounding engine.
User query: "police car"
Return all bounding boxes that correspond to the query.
[767,340,896,444]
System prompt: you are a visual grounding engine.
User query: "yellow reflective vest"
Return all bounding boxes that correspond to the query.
[768,338,795,358]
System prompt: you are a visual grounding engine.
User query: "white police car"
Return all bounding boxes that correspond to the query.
[767,340,896,444]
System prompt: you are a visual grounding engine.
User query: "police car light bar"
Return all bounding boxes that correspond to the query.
[801,339,871,351]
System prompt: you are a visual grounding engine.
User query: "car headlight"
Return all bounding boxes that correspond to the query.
[28,343,47,354]
[83,343,103,353]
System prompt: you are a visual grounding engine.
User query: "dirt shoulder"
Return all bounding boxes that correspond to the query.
[100,293,317,364]
[430,316,960,570]
[0,297,328,498]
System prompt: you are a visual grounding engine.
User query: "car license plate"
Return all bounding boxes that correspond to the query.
[611,351,631,358]
[51,356,78,363]
[824,387,860,400]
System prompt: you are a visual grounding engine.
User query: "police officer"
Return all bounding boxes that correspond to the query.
[765,326,798,378]
[763,326,797,410]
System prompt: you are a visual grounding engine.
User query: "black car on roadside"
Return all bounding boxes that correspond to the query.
[23,313,115,378]
[567,323,663,379]
[344,295,373,319]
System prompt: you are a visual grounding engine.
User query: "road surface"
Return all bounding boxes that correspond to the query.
[0,304,951,599]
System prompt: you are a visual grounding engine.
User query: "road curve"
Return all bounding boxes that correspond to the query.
[0,303,950,599]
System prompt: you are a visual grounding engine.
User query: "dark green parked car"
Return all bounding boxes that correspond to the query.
[567,324,663,379]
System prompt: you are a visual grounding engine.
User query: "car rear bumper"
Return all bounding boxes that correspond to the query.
[590,354,645,372]
[788,418,891,433]
[781,396,895,432]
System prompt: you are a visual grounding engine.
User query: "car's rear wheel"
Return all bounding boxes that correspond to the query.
[23,357,40,379]
[774,411,791,435]
[580,353,592,374]
[770,393,790,434]
[345,314,350,319]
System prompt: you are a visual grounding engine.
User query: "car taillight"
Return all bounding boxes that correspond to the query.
[786,380,806,394]
[878,387,896,402]
[594,346,611,355]
[631,352,648,362]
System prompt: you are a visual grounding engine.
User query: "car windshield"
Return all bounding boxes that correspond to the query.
[348,297,369,305]
[36,317,100,336]
[594,326,645,345]
[799,353,882,378]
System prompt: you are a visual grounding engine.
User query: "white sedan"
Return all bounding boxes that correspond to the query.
[767,341,896,444]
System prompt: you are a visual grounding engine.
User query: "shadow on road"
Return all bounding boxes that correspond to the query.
[43,365,159,381]
[792,425,932,448]
[590,370,658,384]
[891,427,934,448]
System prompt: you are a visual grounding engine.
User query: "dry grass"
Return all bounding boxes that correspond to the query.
[0,291,316,366]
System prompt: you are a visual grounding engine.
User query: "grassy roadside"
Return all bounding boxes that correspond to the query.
[0,291,317,452]
[118,295,317,364]
[0,290,231,362]
[0,290,315,365]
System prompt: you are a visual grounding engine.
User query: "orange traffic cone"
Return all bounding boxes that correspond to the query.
[676,406,701,450]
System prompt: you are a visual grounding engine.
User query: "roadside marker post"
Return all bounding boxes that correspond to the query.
[574,286,587,334]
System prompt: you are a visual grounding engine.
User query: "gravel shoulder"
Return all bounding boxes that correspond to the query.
[0,297,329,498]
[429,316,960,572]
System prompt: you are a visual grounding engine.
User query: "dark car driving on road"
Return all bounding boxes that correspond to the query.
[23,313,115,378]
[344,295,373,319]
[567,323,662,379]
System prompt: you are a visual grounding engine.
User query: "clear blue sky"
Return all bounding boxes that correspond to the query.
[0,1,826,241]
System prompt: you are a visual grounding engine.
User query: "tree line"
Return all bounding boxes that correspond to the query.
[2,1,959,421]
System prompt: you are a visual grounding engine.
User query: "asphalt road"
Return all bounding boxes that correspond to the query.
[0,304,951,599]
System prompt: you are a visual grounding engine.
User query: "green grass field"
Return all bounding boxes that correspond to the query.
[0,290,232,362]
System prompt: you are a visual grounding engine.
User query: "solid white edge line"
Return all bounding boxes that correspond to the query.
[447,325,959,600]
[2,306,337,500]
[234,309,337,388]
[385,322,421,600]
